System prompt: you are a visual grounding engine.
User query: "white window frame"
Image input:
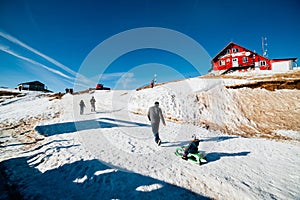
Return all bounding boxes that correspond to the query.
[232,48,239,53]
[260,60,266,66]
[226,49,230,54]
[232,58,239,67]
[243,57,248,63]
[219,60,225,66]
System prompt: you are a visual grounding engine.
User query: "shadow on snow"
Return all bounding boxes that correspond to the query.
[35,117,150,136]
[200,136,239,142]
[205,151,250,163]
[161,136,239,148]
[0,155,211,199]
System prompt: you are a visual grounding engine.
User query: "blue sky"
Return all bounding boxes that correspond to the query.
[0,0,299,92]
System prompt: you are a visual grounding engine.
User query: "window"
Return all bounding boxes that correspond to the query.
[243,57,248,63]
[226,49,230,54]
[260,60,266,66]
[232,48,239,53]
[232,58,238,67]
[219,60,225,66]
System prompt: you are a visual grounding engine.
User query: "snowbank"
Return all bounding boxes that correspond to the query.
[0,90,60,124]
[1,79,300,199]
[129,77,300,138]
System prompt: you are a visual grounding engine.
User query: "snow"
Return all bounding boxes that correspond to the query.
[225,69,286,77]
[274,130,300,140]
[0,77,300,200]
[0,89,58,124]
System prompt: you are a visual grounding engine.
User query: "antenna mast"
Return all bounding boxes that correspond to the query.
[262,37,268,57]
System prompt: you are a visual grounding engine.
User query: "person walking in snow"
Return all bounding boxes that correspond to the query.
[148,101,166,146]
[79,100,85,115]
[90,96,96,112]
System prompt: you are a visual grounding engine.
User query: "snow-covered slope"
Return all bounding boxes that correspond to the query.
[0,90,59,124]
[129,77,300,138]
[0,77,300,199]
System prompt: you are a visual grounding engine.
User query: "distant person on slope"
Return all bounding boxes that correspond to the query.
[18,84,22,91]
[90,96,96,112]
[79,100,86,115]
[148,101,166,146]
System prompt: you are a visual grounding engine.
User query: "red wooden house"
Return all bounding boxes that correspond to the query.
[211,42,297,74]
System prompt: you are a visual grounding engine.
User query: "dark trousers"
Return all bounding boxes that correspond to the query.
[153,133,160,143]
[183,145,198,157]
[91,104,95,112]
[151,123,160,143]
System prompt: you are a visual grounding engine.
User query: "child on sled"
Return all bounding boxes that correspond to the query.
[182,135,200,160]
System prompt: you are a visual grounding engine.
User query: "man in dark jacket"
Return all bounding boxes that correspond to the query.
[182,138,200,160]
[90,96,96,112]
[79,100,85,115]
[148,102,166,146]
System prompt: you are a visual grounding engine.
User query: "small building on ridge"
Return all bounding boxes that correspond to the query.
[18,81,52,92]
[211,42,297,74]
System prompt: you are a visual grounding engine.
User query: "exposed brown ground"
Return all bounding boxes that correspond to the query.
[229,88,300,140]
[200,70,300,140]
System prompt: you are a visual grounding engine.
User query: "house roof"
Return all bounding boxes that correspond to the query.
[271,58,297,61]
[19,81,45,86]
[212,41,267,61]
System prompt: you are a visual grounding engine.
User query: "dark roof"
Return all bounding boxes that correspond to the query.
[19,81,45,86]
[271,58,297,61]
[212,41,267,61]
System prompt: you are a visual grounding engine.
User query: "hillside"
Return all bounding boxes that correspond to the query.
[0,72,300,199]
[130,70,300,140]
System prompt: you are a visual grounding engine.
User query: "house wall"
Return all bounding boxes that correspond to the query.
[29,84,44,91]
[22,83,45,91]
[271,60,292,72]
[212,44,271,71]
